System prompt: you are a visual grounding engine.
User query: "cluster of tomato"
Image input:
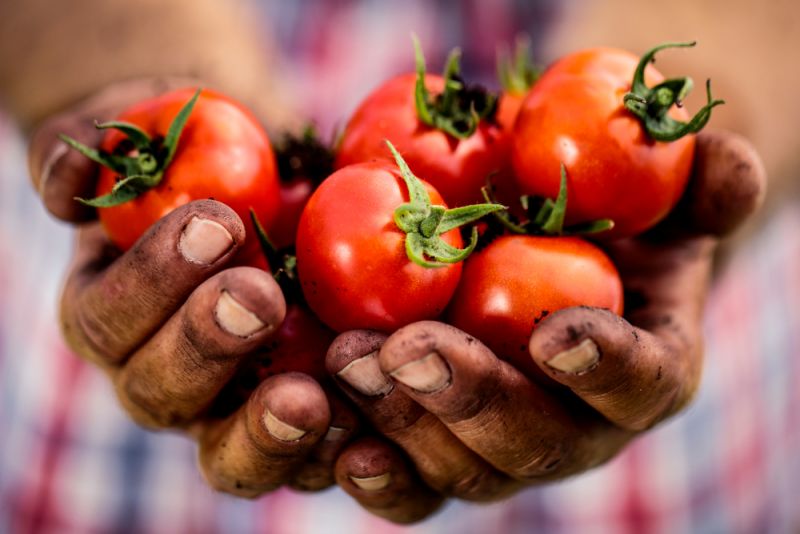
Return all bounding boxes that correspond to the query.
[63,40,723,386]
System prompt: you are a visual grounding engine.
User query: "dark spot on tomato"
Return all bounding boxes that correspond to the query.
[632,330,640,342]
[465,335,475,345]
[656,366,663,380]
[235,481,243,489]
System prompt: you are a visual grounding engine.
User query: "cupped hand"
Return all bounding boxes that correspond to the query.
[325,130,766,520]
[26,80,368,498]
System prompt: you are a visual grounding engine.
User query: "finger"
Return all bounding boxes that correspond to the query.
[335,437,444,524]
[530,233,712,429]
[378,321,590,481]
[533,233,715,431]
[28,77,196,222]
[289,392,361,492]
[327,331,517,501]
[60,199,245,367]
[659,130,766,239]
[196,373,330,498]
[113,266,285,428]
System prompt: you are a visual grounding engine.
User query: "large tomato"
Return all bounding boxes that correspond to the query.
[80,88,280,253]
[296,159,472,333]
[447,235,623,382]
[511,44,722,238]
[335,72,505,208]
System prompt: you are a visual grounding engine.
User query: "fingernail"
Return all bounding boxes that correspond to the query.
[264,409,306,442]
[337,351,393,396]
[179,217,233,264]
[40,143,69,195]
[215,290,265,337]
[389,352,450,394]
[349,473,391,491]
[545,339,600,374]
[324,426,348,442]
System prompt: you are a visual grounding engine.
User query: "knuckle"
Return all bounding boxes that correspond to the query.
[446,468,506,502]
[115,373,184,429]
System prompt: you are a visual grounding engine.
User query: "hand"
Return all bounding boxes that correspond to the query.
[325,130,766,519]
[26,80,363,497]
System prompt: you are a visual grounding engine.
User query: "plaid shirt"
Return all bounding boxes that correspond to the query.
[2,2,799,532]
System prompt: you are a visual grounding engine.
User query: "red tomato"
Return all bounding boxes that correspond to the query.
[94,88,279,253]
[447,235,623,382]
[270,177,315,249]
[335,73,506,208]
[212,304,335,414]
[254,304,336,382]
[270,129,334,248]
[511,48,695,238]
[296,161,464,332]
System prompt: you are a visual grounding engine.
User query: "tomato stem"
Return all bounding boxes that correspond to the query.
[623,42,724,142]
[412,36,498,140]
[484,164,614,238]
[497,35,541,94]
[385,140,504,267]
[63,88,202,208]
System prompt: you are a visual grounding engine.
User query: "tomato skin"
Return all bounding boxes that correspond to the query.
[447,235,623,381]
[335,73,506,208]
[296,161,463,333]
[511,48,695,238]
[95,88,280,253]
[254,304,336,382]
[270,176,315,249]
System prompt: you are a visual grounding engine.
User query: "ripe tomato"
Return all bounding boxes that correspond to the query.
[253,304,336,382]
[212,304,335,415]
[447,235,623,382]
[511,45,721,238]
[88,88,279,253]
[335,72,506,208]
[270,128,334,248]
[296,161,465,332]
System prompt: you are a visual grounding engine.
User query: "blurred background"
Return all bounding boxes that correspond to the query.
[1,0,798,532]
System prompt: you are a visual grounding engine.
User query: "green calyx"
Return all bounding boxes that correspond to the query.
[623,42,725,142]
[62,88,202,207]
[275,124,334,186]
[497,35,541,94]
[413,36,498,139]
[386,140,504,268]
[249,209,302,303]
[484,165,614,237]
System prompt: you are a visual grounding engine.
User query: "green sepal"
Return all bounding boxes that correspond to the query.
[623,42,724,142]
[485,164,614,237]
[162,88,200,168]
[249,208,304,304]
[412,37,498,140]
[74,182,141,207]
[540,164,568,234]
[386,140,503,268]
[58,133,133,174]
[497,35,541,94]
[94,120,152,150]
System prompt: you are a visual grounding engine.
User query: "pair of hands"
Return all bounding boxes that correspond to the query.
[28,79,765,523]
